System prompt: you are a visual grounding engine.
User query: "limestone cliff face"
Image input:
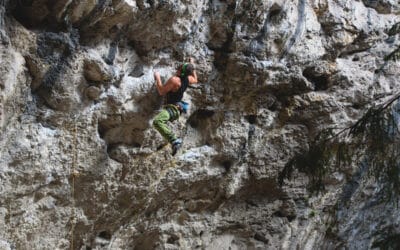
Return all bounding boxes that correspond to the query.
[0,0,400,249]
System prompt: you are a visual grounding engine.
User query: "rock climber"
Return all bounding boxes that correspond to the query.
[153,59,198,155]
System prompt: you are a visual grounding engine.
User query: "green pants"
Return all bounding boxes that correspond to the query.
[153,105,180,143]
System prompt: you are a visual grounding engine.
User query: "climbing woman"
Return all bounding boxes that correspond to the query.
[153,59,198,155]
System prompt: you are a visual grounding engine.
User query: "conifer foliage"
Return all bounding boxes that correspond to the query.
[279,93,400,199]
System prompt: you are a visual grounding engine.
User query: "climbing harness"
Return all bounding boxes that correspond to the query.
[174,101,189,114]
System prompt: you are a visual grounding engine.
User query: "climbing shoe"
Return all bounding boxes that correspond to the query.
[171,138,182,156]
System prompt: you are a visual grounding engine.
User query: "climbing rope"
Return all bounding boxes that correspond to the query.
[149,158,177,193]
[111,152,179,244]
[70,118,79,250]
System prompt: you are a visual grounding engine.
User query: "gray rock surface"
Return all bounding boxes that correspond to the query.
[1,0,400,249]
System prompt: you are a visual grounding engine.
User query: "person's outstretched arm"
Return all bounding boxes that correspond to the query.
[154,71,176,96]
[188,58,198,85]
[189,70,198,85]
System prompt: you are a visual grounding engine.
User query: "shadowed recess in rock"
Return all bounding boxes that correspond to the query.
[212,155,236,173]
[245,114,257,124]
[98,231,112,240]
[187,109,215,128]
[302,66,329,91]
[11,0,76,31]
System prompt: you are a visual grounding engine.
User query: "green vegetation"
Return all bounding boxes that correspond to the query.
[384,46,400,62]
[372,234,400,249]
[385,22,400,62]
[279,93,400,199]
[387,22,400,36]
[278,22,400,199]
